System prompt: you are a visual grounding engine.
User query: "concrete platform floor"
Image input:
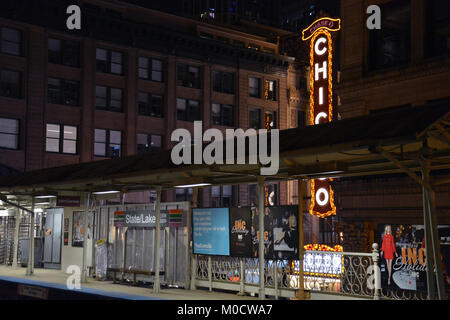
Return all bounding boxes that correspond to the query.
[0,265,258,300]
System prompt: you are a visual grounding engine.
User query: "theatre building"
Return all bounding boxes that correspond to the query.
[328,0,450,252]
[0,0,306,208]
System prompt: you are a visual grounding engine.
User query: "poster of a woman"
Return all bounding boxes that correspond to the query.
[381,225,398,286]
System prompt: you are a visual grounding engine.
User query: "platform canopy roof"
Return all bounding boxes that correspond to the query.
[0,103,449,202]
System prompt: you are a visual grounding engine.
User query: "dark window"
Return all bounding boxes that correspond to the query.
[199,33,213,40]
[233,40,245,48]
[264,80,277,101]
[94,129,121,158]
[425,0,450,57]
[248,184,257,207]
[177,98,201,122]
[48,38,80,67]
[262,47,275,54]
[211,185,235,207]
[138,92,163,117]
[95,85,123,112]
[212,103,233,126]
[45,123,77,154]
[176,188,193,202]
[177,64,200,88]
[213,70,235,94]
[297,110,306,128]
[138,57,163,82]
[216,36,229,44]
[264,111,277,130]
[0,117,19,150]
[249,77,260,98]
[137,133,162,155]
[0,69,21,98]
[47,78,80,106]
[368,0,411,70]
[249,108,261,129]
[96,48,123,75]
[0,27,22,56]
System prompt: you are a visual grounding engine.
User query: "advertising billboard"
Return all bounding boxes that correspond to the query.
[378,224,450,293]
[229,207,252,257]
[251,205,299,259]
[193,208,230,256]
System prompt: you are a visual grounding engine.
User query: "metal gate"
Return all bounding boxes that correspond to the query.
[93,202,190,288]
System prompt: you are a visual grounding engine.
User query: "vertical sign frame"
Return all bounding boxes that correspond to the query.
[302,17,341,218]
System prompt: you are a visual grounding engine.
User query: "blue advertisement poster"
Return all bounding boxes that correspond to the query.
[193,208,230,255]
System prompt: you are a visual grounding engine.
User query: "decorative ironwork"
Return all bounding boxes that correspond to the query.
[194,247,429,300]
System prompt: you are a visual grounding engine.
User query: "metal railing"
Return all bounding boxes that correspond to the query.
[193,243,428,300]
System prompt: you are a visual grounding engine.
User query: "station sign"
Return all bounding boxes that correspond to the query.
[114,210,167,228]
[302,17,340,218]
[57,196,80,207]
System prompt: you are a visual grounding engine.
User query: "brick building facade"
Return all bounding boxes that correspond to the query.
[0,0,307,208]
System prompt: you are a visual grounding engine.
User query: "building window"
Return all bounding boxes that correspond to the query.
[138,92,163,117]
[211,185,235,207]
[0,69,21,99]
[138,57,163,82]
[213,70,235,94]
[45,123,77,154]
[247,43,260,51]
[249,108,261,129]
[368,0,411,70]
[249,77,260,98]
[264,80,277,101]
[176,188,193,202]
[264,111,277,130]
[297,110,306,128]
[48,38,80,67]
[233,40,245,48]
[137,133,162,155]
[47,78,80,106]
[95,85,123,112]
[262,47,275,54]
[96,48,123,75]
[212,103,233,126]
[248,184,257,207]
[0,27,22,56]
[177,98,201,122]
[94,129,121,158]
[0,117,19,150]
[216,36,229,44]
[199,32,213,40]
[425,0,450,57]
[177,64,200,88]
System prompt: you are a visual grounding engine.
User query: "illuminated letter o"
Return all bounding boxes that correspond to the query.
[314,37,327,56]
[316,187,329,206]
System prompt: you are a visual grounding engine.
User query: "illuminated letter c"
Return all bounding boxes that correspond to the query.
[314,37,327,56]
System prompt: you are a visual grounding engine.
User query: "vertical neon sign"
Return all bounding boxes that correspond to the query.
[302,17,341,218]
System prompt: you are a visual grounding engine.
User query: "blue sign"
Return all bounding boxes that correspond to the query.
[193,208,230,256]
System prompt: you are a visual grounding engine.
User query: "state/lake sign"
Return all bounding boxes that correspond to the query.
[193,208,230,256]
[114,210,169,228]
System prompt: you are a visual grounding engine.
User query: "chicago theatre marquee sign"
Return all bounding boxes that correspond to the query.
[302,17,341,218]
